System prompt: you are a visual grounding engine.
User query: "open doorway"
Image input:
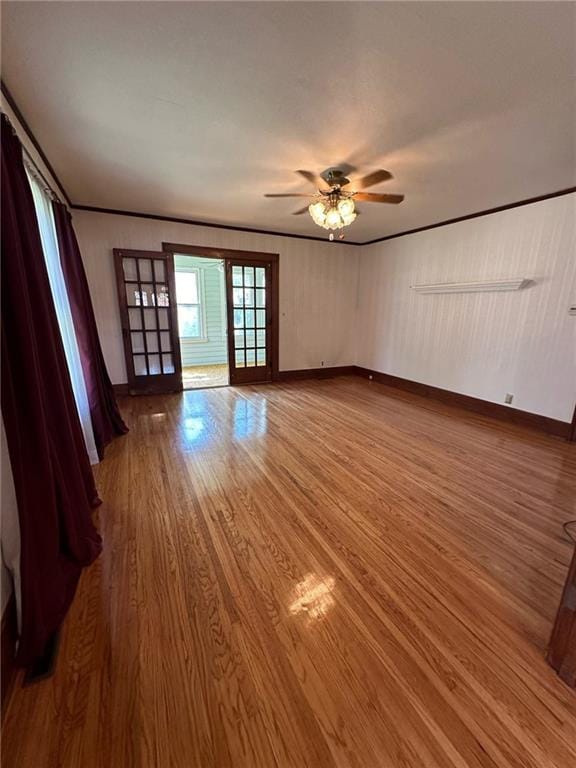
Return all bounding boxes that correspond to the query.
[174,254,229,390]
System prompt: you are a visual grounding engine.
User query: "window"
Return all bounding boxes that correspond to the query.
[26,169,99,464]
[175,269,203,339]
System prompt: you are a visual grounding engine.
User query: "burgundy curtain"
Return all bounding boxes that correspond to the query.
[1,113,102,666]
[52,202,127,459]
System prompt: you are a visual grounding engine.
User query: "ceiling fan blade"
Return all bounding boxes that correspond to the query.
[292,205,310,215]
[264,193,313,198]
[296,169,325,187]
[355,170,393,189]
[354,192,404,204]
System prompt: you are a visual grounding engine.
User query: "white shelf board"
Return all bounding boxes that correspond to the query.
[411,278,531,295]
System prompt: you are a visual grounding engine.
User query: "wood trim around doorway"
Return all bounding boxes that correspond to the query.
[162,243,280,382]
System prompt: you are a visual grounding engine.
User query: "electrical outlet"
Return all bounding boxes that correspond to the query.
[505,393,514,404]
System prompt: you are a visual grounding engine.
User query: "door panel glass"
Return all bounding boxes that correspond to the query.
[140,284,155,306]
[153,260,166,282]
[146,332,159,353]
[133,355,147,376]
[123,258,137,281]
[126,284,141,306]
[148,354,161,375]
[156,285,170,306]
[228,261,270,380]
[129,308,142,329]
[116,250,180,392]
[139,260,153,282]
[131,332,145,353]
[144,308,157,329]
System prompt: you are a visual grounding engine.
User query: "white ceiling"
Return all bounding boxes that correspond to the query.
[2,1,575,242]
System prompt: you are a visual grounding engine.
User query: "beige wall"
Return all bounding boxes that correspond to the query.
[356,194,576,422]
[73,211,360,384]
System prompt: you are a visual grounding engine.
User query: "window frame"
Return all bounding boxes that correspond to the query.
[175,266,208,342]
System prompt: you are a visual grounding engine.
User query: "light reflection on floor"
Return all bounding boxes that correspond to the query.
[233,398,268,441]
[289,573,336,622]
[178,390,269,449]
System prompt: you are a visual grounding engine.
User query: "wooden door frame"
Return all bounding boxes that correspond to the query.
[162,243,280,383]
[113,248,183,394]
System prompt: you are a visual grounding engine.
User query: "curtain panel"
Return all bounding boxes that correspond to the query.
[52,202,128,458]
[1,114,102,665]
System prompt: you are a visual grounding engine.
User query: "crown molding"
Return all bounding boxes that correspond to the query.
[363,187,576,245]
[70,205,361,246]
[0,80,72,206]
[2,81,574,247]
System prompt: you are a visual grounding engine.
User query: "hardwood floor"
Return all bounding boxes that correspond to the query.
[2,377,576,767]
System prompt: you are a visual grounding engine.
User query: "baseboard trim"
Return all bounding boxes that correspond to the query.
[354,367,572,439]
[278,366,356,381]
[113,368,572,439]
[1,595,18,712]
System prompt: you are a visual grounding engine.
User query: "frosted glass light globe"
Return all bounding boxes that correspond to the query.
[309,201,327,225]
[325,207,343,229]
[337,198,355,217]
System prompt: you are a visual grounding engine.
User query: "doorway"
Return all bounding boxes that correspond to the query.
[165,243,279,387]
[174,254,229,390]
[113,245,279,395]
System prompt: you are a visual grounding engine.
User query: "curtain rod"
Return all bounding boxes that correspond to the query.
[2,109,67,207]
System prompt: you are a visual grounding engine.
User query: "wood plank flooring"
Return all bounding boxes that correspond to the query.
[2,376,576,767]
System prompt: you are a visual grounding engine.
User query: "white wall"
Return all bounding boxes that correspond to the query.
[73,211,359,383]
[356,194,576,422]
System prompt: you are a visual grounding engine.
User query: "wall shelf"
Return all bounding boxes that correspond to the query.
[411,278,531,295]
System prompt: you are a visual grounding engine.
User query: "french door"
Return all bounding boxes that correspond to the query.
[226,260,274,385]
[113,248,182,394]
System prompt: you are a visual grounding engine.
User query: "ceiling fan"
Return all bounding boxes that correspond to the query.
[265,167,404,239]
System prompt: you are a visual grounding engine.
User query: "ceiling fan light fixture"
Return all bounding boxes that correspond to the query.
[308,194,357,235]
[309,201,327,226]
[337,197,355,217]
[325,206,343,229]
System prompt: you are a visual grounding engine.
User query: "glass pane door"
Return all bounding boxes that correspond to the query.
[227,262,272,384]
[114,249,182,394]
